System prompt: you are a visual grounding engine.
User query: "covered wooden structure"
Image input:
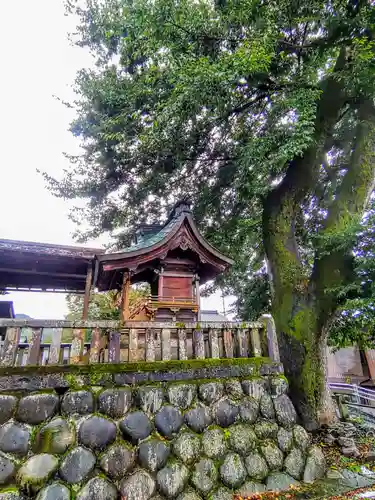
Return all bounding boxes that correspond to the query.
[0,201,233,323]
[0,239,104,319]
[94,201,234,322]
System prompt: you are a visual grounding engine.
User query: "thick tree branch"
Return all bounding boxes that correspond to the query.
[313,98,375,328]
[263,47,348,321]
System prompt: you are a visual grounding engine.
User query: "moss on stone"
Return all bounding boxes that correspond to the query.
[0,357,270,378]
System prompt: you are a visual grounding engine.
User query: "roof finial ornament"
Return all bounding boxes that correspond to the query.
[171,198,192,218]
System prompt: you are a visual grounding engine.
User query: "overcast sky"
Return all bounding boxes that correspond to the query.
[0,1,229,319]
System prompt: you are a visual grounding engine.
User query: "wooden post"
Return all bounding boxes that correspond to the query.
[0,327,20,367]
[121,272,131,321]
[49,328,62,364]
[82,264,93,320]
[209,329,220,358]
[161,328,171,361]
[195,276,201,321]
[178,329,187,360]
[193,328,205,359]
[223,329,234,358]
[129,329,138,362]
[158,267,164,299]
[89,328,101,364]
[27,328,42,365]
[250,328,262,357]
[145,328,156,361]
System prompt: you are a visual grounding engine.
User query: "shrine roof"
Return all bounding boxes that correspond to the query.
[121,210,184,253]
[98,201,234,265]
[95,201,233,289]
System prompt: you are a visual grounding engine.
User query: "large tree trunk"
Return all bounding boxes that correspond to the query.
[263,187,337,430]
[263,95,375,430]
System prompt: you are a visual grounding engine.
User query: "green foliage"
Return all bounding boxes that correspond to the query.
[45,0,375,364]
[62,285,150,341]
[328,198,375,349]
[66,285,150,321]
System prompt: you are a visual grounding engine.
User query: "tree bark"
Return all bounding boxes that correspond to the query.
[262,51,375,429]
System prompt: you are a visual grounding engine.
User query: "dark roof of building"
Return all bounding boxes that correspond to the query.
[0,240,104,293]
[0,239,104,259]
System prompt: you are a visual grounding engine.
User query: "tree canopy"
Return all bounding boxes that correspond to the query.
[46,0,375,427]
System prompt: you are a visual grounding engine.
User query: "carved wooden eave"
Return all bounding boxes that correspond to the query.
[94,205,234,290]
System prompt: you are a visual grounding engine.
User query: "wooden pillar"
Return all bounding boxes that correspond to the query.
[82,264,93,320]
[121,272,131,321]
[195,276,201,321]
[158,267,164,299]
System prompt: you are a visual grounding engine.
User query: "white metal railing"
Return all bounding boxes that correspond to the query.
[329,382,375,405]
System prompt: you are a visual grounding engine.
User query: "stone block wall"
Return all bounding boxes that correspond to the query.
[0,360,326,499]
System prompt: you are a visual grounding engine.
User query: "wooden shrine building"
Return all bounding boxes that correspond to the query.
[0,201,233,322]
[94,201,234,322]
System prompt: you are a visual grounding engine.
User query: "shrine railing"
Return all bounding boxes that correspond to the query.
[0,317,279,367]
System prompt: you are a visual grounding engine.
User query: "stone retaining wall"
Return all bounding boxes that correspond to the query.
[0,360,326,499]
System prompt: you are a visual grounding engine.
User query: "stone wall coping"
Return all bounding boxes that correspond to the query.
[0,358,284,391]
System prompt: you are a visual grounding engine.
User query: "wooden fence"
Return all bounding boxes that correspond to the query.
[0,316,279,367]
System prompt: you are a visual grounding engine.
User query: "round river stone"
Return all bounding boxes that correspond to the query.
[78,415,116,450]
[225,379,244,399]
[277,427,293,453]
[168,384,196,410]
[98,388,132,418]
[261,441,284,471]
[238,397,259,423]
[17,454,59,494]
[274,394,297,428]
[260,393,276,420]
[0,396,17,425]
[77,477,118,500]
[284,447,305,479]
[138,439,170,472]
[0,454,15,485]
[191,458,218,495]
[100,443,135,479]
[202,428,227,459]
[36,483,71,500]
[184,406,212,433]
[173,432,201,464]
[213,399,239,427]
[245,452,269,481]
[137,386,164,414]
[120,470,156,500]
[220,453,247,488]
[59,446,96,484]
[228,424,257,455]
[0,422,30,456]
[199,382,224,404]
[17,393,59,425]
[157,462,189,498]
[293,425,311,451]
[120,411,153,444]
[61,391,94,416]
[33,418,74,454]
[155,405,183,439]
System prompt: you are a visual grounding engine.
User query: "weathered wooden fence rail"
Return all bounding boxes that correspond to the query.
[0,316,279,367]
